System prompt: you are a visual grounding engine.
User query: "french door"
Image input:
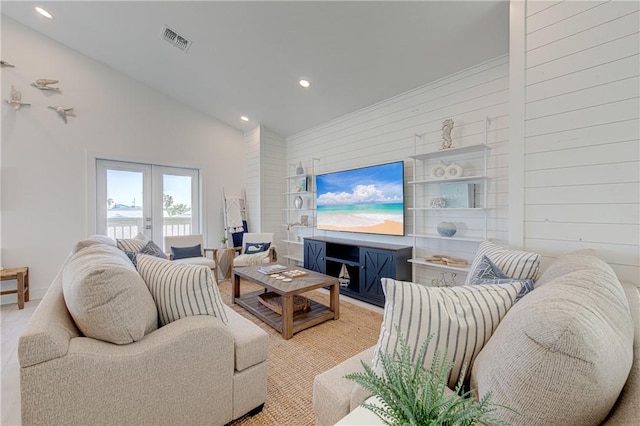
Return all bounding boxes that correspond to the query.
[96,159,200,246]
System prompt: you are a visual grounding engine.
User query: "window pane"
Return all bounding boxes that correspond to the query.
[163,174,193,237]
[106,170,144,239]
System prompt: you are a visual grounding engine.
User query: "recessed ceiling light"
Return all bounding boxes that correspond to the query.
[35,6,53,19]
[299,79,310,88]
[240,116,249,122]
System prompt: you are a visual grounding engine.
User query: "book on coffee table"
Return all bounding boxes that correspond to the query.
[257,264,288,274]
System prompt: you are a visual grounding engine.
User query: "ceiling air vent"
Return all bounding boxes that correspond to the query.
[161,25,192,52]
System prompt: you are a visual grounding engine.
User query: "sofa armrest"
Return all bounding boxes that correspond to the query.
[18,270,80,368]
[313,346,377,426]
[21,315,237,425]
[68,314,232,357]
[224,306,269,371]
[603,282,640,425]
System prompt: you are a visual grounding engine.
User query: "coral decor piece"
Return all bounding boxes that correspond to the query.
[5,85,30,110]
[0,60,15,68]
[441,118,454,149]
[430,197,446,208]
[31,79,61,92]
[48,105,75,124]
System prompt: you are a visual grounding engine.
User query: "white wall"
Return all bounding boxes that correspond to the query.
[511,0,640,284]
[0,16,246,301]
[286,56,511,284]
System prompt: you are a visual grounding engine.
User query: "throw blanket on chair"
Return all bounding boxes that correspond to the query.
[225,196,244,232]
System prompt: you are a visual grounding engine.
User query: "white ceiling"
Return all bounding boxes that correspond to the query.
[1,1,509,137]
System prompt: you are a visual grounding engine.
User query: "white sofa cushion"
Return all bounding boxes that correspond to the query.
[470,251,634,425]
[373,278,523,388]
[173,256,216,269]
[233,251,271,267]
[137,255,228,327]
[62,244,158,344]
[71,234,117,254]
[465,240,540,285]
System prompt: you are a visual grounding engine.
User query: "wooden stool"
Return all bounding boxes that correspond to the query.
[1,267,29,309]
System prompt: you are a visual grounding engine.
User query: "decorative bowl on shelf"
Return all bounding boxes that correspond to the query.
[437,221,457,237]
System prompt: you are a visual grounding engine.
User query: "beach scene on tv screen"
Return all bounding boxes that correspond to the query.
[316,161,404,236]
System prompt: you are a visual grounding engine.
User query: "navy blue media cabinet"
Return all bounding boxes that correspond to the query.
[303,236,412,307]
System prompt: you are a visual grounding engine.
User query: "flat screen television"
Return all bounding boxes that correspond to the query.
[315,161,405,236]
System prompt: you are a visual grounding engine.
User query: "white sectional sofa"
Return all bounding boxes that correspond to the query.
[19,236,269,425]
[314,250,639,425]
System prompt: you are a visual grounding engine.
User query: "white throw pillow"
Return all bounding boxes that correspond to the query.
[373,278,523,388]
[136,254,228,327]
[465,240,540,285]
[62,244,158,344]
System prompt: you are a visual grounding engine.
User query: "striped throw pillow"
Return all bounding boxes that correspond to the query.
[136,254,228,327]
[465,240,540,286]
[373,278,523,388]
[116,233,148,252]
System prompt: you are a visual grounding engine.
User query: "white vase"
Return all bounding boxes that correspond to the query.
[445,162,463,178]
[437,221,457,237]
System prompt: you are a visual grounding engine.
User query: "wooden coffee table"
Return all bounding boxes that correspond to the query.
[233,264,340,339]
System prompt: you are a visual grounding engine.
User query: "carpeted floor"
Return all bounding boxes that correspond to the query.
[217,279,383,425]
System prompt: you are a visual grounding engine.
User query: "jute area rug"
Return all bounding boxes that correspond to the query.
[218,279,383,426]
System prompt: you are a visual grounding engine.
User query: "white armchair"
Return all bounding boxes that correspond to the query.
[164,234,217,275]
[233,233,276,267]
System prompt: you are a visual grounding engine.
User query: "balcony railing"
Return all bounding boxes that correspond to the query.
[107,216,192,239]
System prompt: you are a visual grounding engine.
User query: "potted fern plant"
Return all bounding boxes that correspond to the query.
[345,332,513,426]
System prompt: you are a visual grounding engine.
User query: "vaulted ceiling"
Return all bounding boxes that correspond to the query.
[1,1,509,137]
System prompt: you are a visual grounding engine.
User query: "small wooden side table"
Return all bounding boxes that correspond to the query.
[0,267,29,309]
[215,248,236,282]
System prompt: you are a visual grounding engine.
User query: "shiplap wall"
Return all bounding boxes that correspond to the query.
[261,126,287,241]
[286,56,511,284]
[521,0,640,284]
[243,125,287,240]
[244,126,261,232]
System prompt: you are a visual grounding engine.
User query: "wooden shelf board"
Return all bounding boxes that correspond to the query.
[408,175,487,184]
[408,207,487,211]
[284,173,313,180]
[284,191,314,195]
[408,233,484,243]
[410,143,488,160]
[283,254,303,263]
[325,256,360,267]
[408,258,470,273]
[235,290,335,335]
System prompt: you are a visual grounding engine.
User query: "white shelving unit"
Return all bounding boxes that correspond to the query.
[282,158,319,265]
[409,118,491,274]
